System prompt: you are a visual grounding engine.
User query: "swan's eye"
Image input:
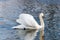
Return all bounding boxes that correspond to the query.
[24,28,26,30]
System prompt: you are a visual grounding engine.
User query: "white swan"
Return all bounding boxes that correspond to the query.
[12,13,44,40]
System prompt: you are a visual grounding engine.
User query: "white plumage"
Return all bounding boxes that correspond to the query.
[16,14,42,29]
[12,13,44,40]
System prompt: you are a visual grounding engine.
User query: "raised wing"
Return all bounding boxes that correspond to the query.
[16,14,41,28]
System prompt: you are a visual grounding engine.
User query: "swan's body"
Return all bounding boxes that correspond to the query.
[16,14,42,29]
[12,13,44,40]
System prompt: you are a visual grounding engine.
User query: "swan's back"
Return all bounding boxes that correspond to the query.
[17,14,40,28]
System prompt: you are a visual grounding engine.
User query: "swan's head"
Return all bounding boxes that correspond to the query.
[40,13,44,16]
[39,13,44,18]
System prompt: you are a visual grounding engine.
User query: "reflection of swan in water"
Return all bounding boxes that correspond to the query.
[12,13,44,40]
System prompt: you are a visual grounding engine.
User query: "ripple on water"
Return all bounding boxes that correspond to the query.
[0,26,21,40]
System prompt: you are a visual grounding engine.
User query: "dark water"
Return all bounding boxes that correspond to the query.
[0,0,60,40]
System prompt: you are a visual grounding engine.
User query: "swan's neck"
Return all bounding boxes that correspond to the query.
[39,15,44,28]
[39,14,45,40]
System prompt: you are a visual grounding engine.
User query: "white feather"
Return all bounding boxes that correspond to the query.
[16,14,42,29]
